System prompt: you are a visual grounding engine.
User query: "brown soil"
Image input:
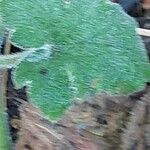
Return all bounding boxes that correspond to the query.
[14,89,150,150]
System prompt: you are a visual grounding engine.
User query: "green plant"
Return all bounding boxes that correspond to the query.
[0,0,149,120]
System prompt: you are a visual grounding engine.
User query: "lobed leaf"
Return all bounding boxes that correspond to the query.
[0,0,150,119]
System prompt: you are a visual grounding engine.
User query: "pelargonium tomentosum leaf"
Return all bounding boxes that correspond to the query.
[0,0,150,119]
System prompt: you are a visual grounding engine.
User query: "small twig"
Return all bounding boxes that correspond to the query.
[6,97,24,103]
[136,28,150,37]
[33,122,63,141]
[0,29,11,110]
[3,29,11,55]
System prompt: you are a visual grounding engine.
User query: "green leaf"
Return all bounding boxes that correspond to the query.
[0,0,150,119]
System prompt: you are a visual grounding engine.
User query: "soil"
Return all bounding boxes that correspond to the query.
[14,87,150,150]
[6,69,27,143]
